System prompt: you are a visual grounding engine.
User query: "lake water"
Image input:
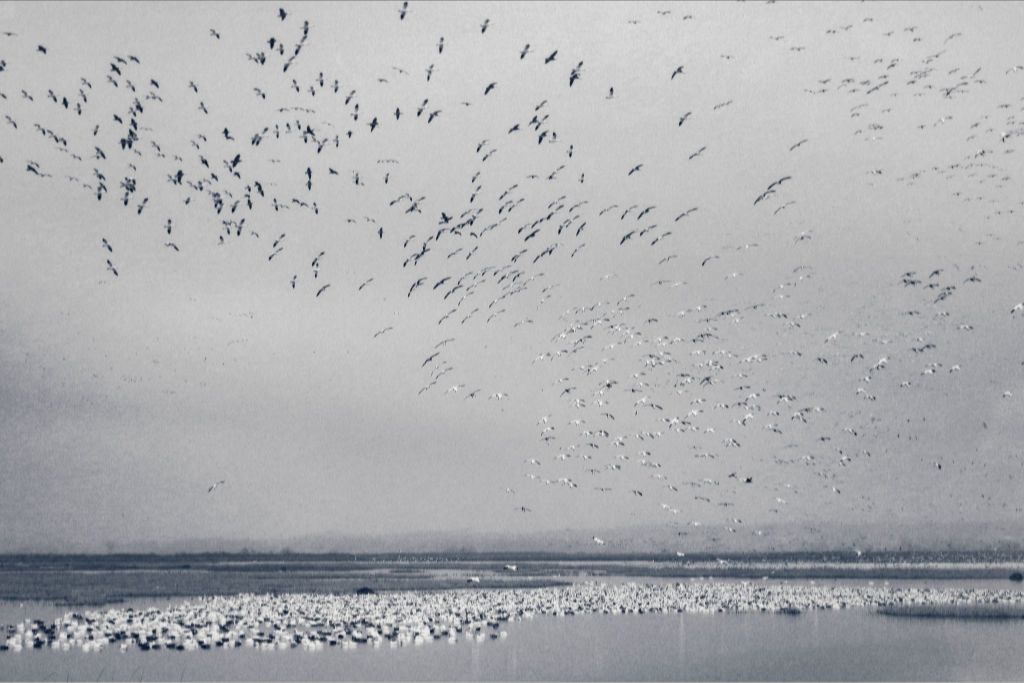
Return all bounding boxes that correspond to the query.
[2,587,1024,681]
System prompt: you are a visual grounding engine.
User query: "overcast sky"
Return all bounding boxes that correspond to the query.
[1,2,1023,553]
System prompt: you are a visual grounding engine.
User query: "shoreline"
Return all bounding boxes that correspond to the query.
[3,558,1024,606]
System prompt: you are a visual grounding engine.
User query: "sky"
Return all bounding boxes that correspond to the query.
[1,2,1023,553]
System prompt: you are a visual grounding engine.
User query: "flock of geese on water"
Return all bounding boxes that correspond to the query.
[6,581,1024,653]
[2,2,1024,548]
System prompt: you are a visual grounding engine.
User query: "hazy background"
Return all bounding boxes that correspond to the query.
[0,2,1023,553]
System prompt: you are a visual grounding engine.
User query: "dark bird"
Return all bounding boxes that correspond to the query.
[409,277,427,296]
[544,50,558,64]
[569,62,583,86]
[207,480,225,493]
[315,284,331,298]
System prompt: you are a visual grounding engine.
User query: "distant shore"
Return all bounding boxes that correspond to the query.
[1,553,1023,606]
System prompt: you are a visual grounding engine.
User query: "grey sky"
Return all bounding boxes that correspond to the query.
[1,2,1023,552]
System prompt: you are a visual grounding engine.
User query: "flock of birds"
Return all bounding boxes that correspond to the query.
[6,581,1024,654]
[2,2,1024,549]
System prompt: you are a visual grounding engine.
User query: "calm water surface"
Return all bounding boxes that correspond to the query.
[1,581,1023,681]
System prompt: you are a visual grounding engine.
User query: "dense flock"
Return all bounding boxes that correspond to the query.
[5,581,1024,653]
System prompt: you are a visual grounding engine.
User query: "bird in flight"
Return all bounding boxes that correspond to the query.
[208,480,225,493]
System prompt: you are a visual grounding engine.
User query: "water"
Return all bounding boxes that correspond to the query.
[2,599,1024,680]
